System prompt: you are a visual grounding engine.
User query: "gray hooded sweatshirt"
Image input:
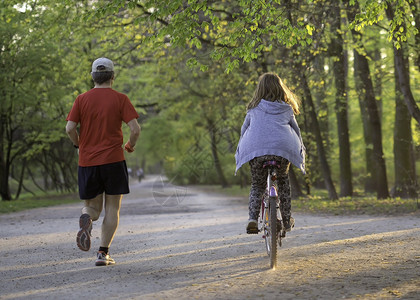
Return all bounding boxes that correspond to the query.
[235,99,306,174]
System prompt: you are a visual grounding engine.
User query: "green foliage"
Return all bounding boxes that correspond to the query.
[349,0,418,49]
[1,0,419,202]
[0,193,79,214]
[0,0,110,199]
[73,0,419,194]
[87,0,313,73]
[294,194,419,215]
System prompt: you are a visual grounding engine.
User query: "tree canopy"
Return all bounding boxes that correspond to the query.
[1,0,419,200]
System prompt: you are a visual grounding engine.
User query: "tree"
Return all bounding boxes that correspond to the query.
[2,0,416,201]
[0,3,65,200]
[0,1,84,200]
[345,0,390,199]
[385,3,420,125]
[281,0,339,200]
[350,0,420,124]
[67,0,419,201]
[88,0,314,73]
[298,68,339,200]
[392,44,418,198]
[329,1,353,197]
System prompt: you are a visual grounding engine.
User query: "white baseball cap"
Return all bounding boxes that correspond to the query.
[91,57,114,72]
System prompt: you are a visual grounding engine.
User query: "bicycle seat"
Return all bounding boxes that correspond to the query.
[262,160,282,168]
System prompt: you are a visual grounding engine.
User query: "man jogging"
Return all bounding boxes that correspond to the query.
[66,57,140,266]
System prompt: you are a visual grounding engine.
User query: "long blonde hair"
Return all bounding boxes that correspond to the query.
[247,72,301,115]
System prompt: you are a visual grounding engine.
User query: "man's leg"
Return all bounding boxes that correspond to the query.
[101,194,122,249]
[95,194,122,266]
[94,161,127,266]
[77,194,103,251]
[82,194,104,221]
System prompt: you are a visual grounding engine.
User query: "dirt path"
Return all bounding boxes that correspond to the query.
[0,176,419,299]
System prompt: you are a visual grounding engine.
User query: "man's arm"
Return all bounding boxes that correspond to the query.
[124,119,141,152]
[65,121,79,146]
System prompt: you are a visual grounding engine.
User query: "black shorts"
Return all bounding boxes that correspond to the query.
[78,161,130,200]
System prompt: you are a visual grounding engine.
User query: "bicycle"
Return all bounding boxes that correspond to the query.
[258,160,286,269]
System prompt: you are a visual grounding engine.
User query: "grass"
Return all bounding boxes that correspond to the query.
[293,195,419,215]
[0,193,79,214]
[1,185,419,216]
[200,185,420,216]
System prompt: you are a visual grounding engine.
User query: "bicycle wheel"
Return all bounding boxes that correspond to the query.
[263,197,270,256]
[269,196,278,269]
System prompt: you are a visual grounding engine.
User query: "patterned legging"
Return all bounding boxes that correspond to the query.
[248,155,291,221]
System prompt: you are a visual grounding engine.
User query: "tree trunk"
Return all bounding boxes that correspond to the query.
[27,167,47,193]
[345,0,390,199]
[289,167,303,199]
[311,55,330,189]
[0,160,12,201]
[358,102,376,193]
[299,69,338,200]
[299,97,312,195]
[313,56,330,148]
[353,50,389,199]
[330,3,353,197]
[0,118,12,201]
[392,45,418,198]
[207,119,229,188]
[372,47,383,118]
[282,0,337,198]
[14,158,27,200]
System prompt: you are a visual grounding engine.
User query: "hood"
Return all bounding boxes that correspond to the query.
[256,99,292,115]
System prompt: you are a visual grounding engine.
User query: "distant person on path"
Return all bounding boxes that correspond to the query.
[235,72,306,234]
[66,57,140,266]
[136,168,144,182]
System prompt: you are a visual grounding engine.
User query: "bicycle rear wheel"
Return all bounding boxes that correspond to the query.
[267,196,278,269]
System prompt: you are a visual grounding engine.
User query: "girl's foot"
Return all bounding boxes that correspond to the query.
[283,217,295,232]
[246,219,258,234]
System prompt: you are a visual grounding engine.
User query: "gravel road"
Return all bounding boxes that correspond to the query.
[0,176,419,299]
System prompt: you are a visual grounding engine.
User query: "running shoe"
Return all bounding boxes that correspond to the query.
[76,213,92,251]
[283,216,295,232]
[246,219,258,234]
[95,251,116,266]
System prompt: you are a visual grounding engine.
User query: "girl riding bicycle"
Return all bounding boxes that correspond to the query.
[235,72,306,234]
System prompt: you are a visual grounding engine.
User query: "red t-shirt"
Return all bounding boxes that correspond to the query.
[66,88,139,167]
